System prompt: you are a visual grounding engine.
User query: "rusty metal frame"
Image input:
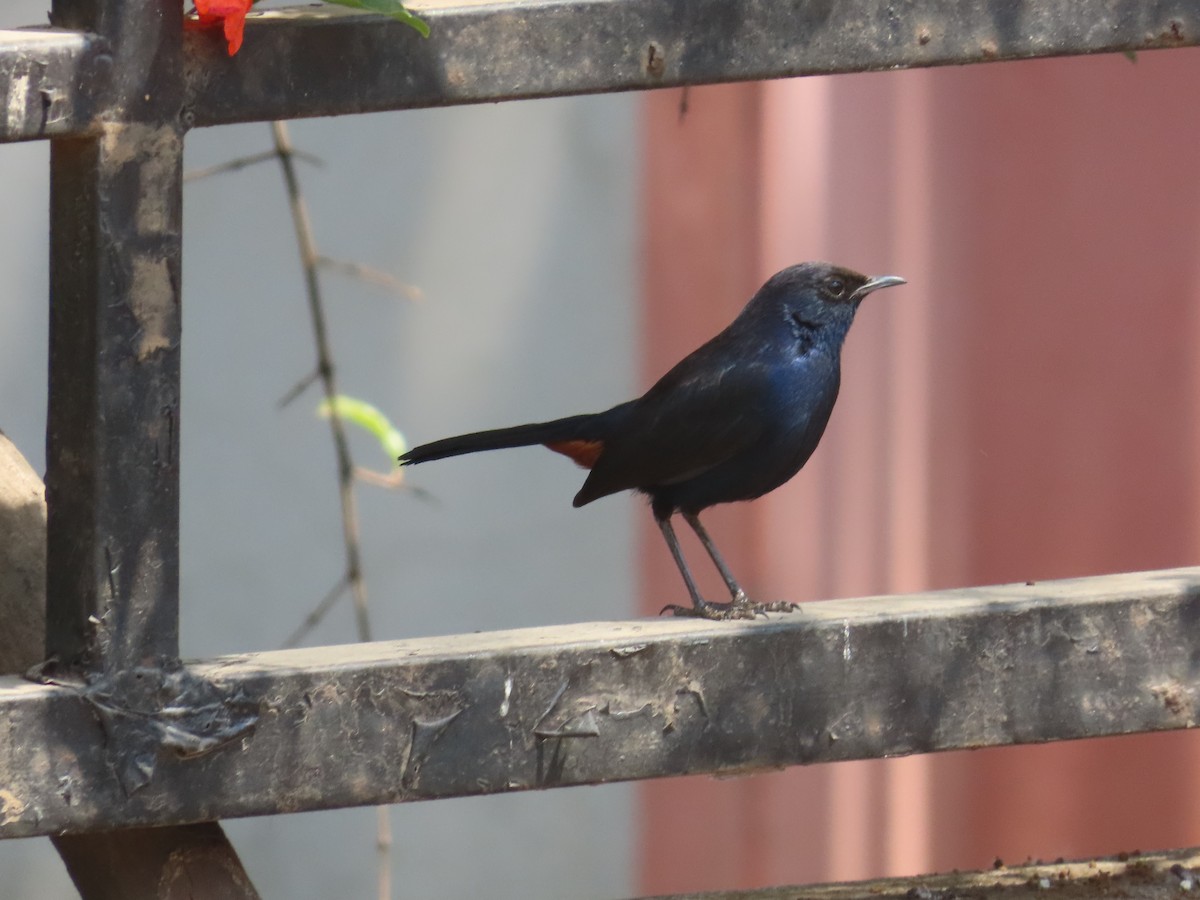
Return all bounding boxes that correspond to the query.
[4,567,1200,838]
[2,1,1198,142]
[42,0,186,711]
[1,0,1200,894]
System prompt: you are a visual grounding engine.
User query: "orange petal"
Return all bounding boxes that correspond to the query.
[196,0,248,14]
[222,9,247,55]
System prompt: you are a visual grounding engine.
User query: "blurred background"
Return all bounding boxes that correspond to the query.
[2,2,639,896]
[3,0,1200,896]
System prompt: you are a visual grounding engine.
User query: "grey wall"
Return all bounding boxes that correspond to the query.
[0,4,639,896]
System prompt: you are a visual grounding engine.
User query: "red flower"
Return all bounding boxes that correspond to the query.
[187,0,252,56]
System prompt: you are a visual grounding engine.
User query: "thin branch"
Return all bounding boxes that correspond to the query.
[376,808,393,900]
[184,148,323,183]
[271,120,372,645]
[277,368,321,410]
[281,576,349,650]
[353,466,439,503]
[353,466,405,489]
[317,255,425,302]
[270,120,391,900]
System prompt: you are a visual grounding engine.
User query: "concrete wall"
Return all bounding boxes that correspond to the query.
[637,48,1200,897]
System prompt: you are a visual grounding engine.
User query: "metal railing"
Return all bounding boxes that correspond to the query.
[2,0,1199,894]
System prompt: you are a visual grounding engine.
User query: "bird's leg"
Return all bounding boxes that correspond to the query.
[681,512,797,616]
[679,511,748,606]
[655,513,756,620]
[656,513,716,617]
[653,512,757,621]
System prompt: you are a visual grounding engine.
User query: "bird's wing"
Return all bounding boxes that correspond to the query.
[573,360,772,505]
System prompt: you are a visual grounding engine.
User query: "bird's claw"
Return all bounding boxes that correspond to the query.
[659,599,799,621]
[730,592,799,617]
[752,600,799,615]
[660,602,756,620]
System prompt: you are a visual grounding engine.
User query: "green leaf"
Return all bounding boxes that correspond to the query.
[317,395,408,467]
[321,0,430,37]
[1123,50,1138,63]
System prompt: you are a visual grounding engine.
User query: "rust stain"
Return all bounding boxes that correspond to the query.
[1150,679,1193,720]
[645,42,666,77]
[130,257,175,360]
[98,122,180,239]
[0,789,27,826]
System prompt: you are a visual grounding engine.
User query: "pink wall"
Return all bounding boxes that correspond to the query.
[639,47,1200,895]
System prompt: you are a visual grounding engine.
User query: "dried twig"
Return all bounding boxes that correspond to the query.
[184,148,323,183]
[376,808,392,900]
[317,255,425,301]
[281,576,349,651]
[269,120,390,900]
[354,466,438,502]
[277,368,321,410]
[271,121,371,643]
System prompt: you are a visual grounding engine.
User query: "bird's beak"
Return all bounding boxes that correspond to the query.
[852,275,906,301]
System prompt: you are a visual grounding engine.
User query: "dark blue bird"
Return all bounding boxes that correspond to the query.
[399,262,905,619]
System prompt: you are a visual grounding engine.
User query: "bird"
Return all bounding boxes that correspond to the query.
[399,262,905,620]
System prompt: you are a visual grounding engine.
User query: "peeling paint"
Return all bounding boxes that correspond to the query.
[402,709,463,788]
[5,72,29,138]
[535,706,600,739]
[97,121,182,236]
[610,644,647,658]
[499,676,513,717]
[0,789,27,826]
[130,257,175,360]
[137,147,177,235]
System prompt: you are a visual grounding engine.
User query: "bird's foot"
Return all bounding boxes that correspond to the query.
[660,597,799,621]
[730,590,799,617]
[660,601,757,620]
[750,600,799,615]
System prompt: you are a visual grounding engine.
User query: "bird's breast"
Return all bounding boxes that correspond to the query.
[763,353,838,414]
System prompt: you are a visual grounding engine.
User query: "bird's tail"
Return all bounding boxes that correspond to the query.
[399,413,604,467]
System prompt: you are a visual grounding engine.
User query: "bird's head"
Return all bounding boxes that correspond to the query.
[745,262,905,344]
[768,261,904,311]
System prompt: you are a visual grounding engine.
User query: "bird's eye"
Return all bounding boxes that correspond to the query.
[824,277,846,299]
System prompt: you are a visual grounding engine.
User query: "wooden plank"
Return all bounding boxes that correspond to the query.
[2,567,1199,838]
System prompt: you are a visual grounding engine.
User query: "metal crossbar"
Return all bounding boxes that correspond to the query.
[3,568,1200,838]
[3,1,1198,142]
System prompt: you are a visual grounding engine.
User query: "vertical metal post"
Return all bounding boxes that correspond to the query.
[43,1,259,894]
[46,0,184,669]
[54,824,263,900]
